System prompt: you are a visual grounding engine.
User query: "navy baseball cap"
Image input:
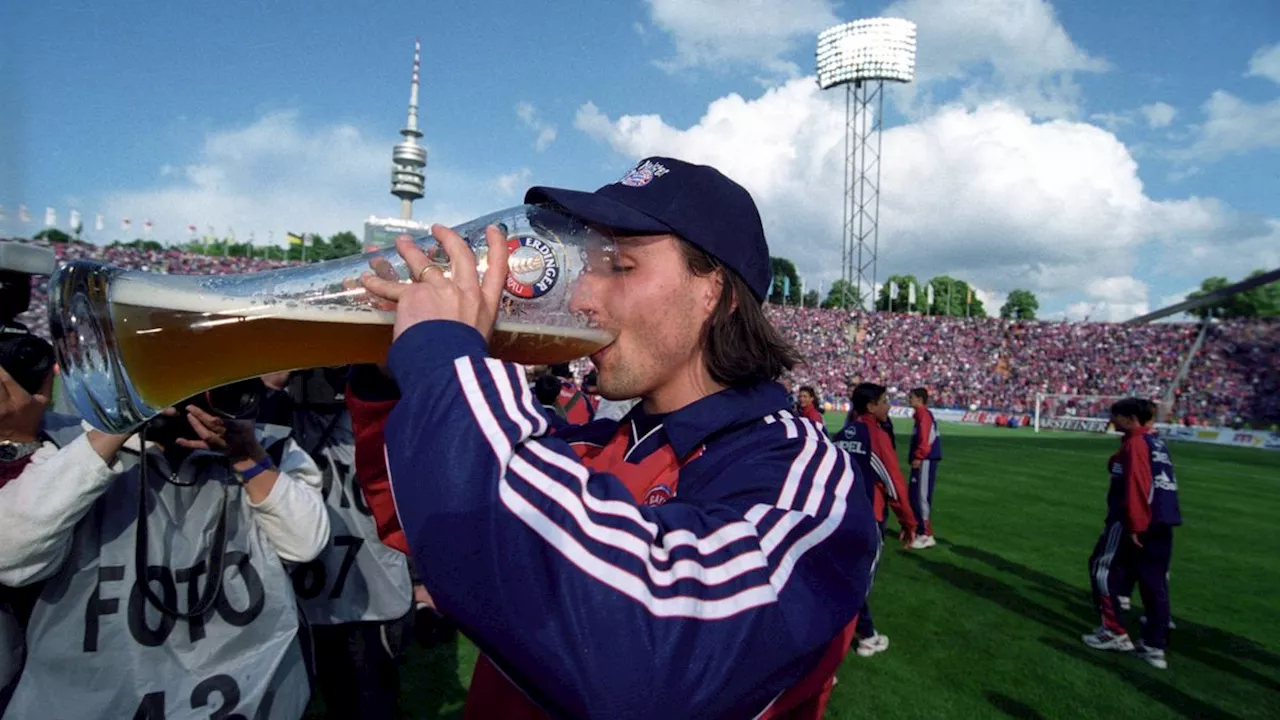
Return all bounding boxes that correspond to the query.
[524,157,771,302]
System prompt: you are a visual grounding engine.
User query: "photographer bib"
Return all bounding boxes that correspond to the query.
[6,427,310,720]
[287,409,411,625]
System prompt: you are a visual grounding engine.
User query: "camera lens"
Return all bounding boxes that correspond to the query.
[202,379,263,420]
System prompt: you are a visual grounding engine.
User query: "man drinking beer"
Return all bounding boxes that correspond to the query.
[349,157,880,719]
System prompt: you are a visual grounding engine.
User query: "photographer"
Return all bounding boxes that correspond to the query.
[1,370,329,718]
[0,242,112,715]
[259,367,413,720]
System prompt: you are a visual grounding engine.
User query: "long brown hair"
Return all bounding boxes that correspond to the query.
[681,240,801,386]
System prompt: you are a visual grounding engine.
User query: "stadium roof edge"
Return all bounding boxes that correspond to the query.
[1125,267,1280,324]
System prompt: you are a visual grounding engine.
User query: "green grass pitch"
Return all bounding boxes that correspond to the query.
[313,419,1280,719]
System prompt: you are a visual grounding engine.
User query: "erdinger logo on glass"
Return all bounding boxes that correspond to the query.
[503,234,560,299]
[619,159,670,187]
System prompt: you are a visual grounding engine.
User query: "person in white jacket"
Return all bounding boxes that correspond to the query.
[0,373,329,720]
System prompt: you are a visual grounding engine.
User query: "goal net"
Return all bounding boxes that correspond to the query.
[1033,394,1124,434]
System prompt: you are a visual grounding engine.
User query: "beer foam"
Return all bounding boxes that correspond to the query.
[112,277,398,325]
[109,276,615,342]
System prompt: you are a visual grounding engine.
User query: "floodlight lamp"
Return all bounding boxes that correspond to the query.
[815,17,917,89]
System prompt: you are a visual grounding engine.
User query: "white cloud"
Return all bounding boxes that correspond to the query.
[882,0,1107,117]
[1089,111,1132,131]
[643,0,838,74]
[516,102,558,152]
[1090,101,1177,132]
[494,167,533,197]
[1247,42,1280,84]
[1145,200,1280,278]
[1159,287,1197,308]
[1178,90,1280,160]
[974,287,1007,315]
[1140,102,1177,128]
[886,0,1105,81]
[644,0,1105,116]
[1063,276,1150,322]
[99,111,491,246]
[1089,274,1148,304]
[574,77,1276,315]
[1161,45,1280,162]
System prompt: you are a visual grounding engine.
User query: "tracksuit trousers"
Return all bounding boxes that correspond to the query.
[1088,522,1174,649]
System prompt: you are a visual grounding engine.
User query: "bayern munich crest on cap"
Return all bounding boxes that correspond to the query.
[619,159,671,187]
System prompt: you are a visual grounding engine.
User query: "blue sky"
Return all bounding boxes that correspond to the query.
[3,0,1278,320]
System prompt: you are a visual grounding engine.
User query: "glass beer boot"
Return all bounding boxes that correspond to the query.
[49,204,616,433]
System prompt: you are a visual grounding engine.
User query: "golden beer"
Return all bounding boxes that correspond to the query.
[50,203,617,433]
[111,291,611,411]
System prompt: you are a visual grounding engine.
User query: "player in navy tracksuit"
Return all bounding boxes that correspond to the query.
[1082,398,1182,669]
[845,375,895,448]
[907,388,941,549]
[830,383,917,658]
[348,156,880,719]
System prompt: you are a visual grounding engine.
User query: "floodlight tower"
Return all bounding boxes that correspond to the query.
[816,18,916,311]
[391,39,427,219]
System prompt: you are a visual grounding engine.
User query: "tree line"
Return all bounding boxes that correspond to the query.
[767,257,1279,322]
[1185,269,1279,319]
[767,257,1039,319]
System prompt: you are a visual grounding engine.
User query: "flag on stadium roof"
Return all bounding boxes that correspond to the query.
[287,232,305,246]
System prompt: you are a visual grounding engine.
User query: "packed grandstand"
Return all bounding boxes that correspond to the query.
[14,240,1279,430]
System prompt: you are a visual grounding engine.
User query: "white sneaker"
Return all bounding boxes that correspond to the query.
[910,534,936,549]
[1118,596,1131,611]
[855,633,890,657]
[1082,627,1134,652]
[1135,643,1168,669]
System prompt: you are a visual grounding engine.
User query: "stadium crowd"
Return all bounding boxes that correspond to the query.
[12,241,1279,429]
[769,305,1277,429]
[1179,319,1280,428]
